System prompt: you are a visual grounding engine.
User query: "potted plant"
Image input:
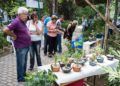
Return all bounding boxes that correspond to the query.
[59,52,72,73]
[72,49,83,72]
[89,53,97,66]
[51,54,60,72]
[59,51,72,68]
[25,69,57,86]
[95,46,104,63]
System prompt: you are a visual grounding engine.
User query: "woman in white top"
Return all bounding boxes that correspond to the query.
[26,13,43,70]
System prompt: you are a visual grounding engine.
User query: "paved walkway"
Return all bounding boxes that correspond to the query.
[0,49,54,86]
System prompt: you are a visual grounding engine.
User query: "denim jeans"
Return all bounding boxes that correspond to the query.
[57,34,62,53]
[30,41,42,69]
[15,47,29,81]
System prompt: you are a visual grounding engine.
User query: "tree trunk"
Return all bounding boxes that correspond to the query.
[52,0,55,14]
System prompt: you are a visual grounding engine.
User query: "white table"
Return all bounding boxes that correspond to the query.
[38,56,119,86]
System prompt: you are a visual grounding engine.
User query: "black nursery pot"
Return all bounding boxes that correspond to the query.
[61,66,71,73]
[89,61,97,66]
[96,33,103,38]
[107,55,114,61]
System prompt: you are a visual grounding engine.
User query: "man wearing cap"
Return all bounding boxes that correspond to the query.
[3,7,31,82]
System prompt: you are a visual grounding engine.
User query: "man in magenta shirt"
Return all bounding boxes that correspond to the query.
[3,7,31,82]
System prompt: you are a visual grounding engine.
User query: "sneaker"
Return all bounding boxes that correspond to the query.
[48,54,52,58]
[44,53,47,56]
[52,52,56,56]
[18,79,25,82]
[28,68,33,71]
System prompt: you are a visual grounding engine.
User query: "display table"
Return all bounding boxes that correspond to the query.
[38,56,119,86]
[83,38,102,54]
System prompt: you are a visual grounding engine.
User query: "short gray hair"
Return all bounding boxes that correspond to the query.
[18,7,28,14]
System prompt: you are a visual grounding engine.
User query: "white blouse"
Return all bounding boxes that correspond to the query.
[26,20,43,41]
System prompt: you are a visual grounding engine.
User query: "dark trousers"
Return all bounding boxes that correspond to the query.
[30,41,42,69]
[48,35,57,54]
[44,33,48,54]
[57,34,62,53]
[15,46,29,81]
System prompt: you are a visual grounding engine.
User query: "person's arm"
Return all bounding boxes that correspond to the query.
[3,20,17,40]
[33,21,43,35]
[47,21,57,33]
[3,27,17,40]
[67,24,71,31]
[47,27,57,33]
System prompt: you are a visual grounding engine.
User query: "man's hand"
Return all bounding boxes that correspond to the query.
[12,34,17,40]
[3,27,17,40]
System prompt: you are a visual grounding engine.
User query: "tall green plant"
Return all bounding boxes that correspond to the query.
[0,32,9,49]
[103,66,120,86]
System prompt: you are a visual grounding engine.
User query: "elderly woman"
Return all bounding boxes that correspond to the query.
[27,13,43,70]
[3,7,31,82]
[47,15,58,57]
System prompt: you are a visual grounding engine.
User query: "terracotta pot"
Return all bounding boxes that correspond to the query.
[51,64,60,72]
[72,64,81,72]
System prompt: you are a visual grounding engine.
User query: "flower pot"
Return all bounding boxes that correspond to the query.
[61,66,71,73]
[96,56,104,63]
[96,33,103,38]
[79,60,86,66]
[107,54,114,61]
[58,61,65,68]
[89,61,97,66]
[51,64,60,72]
[72,64,81,72]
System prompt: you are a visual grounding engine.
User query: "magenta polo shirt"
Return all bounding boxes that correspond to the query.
[7,17,31,48]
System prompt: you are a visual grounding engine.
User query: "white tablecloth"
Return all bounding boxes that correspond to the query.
[38,56,119,85]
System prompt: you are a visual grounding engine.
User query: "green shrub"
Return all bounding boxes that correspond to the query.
[25,70,57,86]
[103,66,120,86]
[0,32,9,49]
[62,20,69,29]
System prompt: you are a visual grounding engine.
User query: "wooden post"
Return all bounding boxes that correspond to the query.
[114,0,118,25]
[104,0,110,54]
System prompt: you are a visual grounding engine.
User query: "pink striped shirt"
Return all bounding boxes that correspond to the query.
[47,21,57,37]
